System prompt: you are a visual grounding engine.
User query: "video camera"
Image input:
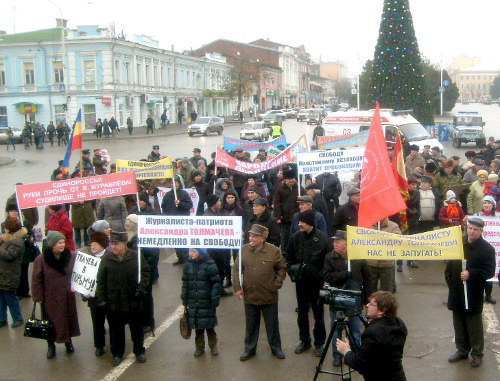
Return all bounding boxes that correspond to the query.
[319,285,363,317]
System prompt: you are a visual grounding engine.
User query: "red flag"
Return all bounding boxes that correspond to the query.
[358,103,407,228]
[391,131,409,232]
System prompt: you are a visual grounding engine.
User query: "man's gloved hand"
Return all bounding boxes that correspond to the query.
[134,289,146,298]
[97,301,107,309]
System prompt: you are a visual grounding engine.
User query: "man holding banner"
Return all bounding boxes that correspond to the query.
[445,217,495,368]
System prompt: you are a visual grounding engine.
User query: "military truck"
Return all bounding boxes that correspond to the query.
[450,111,485,148]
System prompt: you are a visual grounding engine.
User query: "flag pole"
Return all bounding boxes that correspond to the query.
[462,259,469,310]
[136,192,141,284]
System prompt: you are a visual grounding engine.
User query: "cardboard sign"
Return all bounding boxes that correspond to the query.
[115,158,174,180]
[137,215,242,249]
[16,171,137,208]
[347,225,464,260]
[71,251,101,297]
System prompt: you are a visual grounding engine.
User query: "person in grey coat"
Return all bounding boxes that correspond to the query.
[97,196,128,232]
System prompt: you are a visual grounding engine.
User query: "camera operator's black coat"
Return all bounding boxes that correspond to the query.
[323,251,373,303]
[344,316,407,381]
[445,235,495,314]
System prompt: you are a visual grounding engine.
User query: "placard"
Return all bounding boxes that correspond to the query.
[71,251,101,297]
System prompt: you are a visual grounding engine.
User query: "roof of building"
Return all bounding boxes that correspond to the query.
[0,28,65,43]
[459,64,500,73]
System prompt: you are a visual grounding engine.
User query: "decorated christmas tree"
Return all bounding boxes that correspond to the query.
[369,0,434,125]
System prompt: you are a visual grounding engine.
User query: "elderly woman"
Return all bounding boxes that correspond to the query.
[32,231,80,359]
[467,169,488,215]
[83,232,111,357]
[181,248,222,357]
[0,217,26,328]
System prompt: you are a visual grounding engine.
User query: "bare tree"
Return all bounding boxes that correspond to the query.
[223,58,258,112]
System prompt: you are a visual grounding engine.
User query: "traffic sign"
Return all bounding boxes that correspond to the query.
[438,86,445,93]
[443,80,450,86]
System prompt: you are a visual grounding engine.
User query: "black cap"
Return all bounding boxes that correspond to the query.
[110,231,128,242]
[82,149,91,154]
[409,144,420,151]
[332,230,347,240]
[153,145,159,150]
[252,197,268,206]
[206,194,220,207]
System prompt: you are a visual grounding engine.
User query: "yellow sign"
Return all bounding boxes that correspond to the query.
[346,225,464,260]
[115,158,174,180]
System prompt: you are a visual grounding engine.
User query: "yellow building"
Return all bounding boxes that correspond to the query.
[452,65,500,102]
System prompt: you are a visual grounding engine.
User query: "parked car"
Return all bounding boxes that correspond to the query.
[240,121,271,141]
[262,113,284,127]
[296,108,311,122]
[258,109,286,121]
[307,110,323,125]
[187,117,224,136]
[0,127,23,144]
[281,109,297,118]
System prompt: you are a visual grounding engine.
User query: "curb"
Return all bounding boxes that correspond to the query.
[0,157,15,167]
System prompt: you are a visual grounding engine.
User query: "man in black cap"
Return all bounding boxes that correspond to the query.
[242,185,260,232]
[332,187,360,234]
[189,148,207,169]
[463,158,485,183]
[96,231,151,367]
[245,197,280,247]
[421,144,433,162]
[323,230,372,366]
[290,195,328,236]
[445,217,495,368]
[75,149,94,173]
[273,167,304,252]
[147,145,161,162]
[285,209,332,357]
[233,224,287,361]
[314,172,342,228]
[405,144,425,173]
[305,183,329,224]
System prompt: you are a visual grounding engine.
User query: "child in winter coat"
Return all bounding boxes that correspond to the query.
[439,190,465,228]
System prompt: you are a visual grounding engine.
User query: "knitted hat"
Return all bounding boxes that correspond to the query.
[482,195,496,209]
[194,248,208,257]
[126,214,138,224]
[488,173,499,183]
[477,169,488,178]
[46,231,66,248]
[206,194,220,207]
[446,190,457,201]
[89,231,109,249]
[92,220,110,232]
[299,210,316,227]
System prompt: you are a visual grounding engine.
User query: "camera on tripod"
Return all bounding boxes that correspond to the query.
[319,285,363,317]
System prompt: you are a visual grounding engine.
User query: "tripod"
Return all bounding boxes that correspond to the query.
[313,310,368,381]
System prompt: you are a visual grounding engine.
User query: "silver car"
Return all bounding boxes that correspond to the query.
[0,127,23,144]
[188,117,224,136]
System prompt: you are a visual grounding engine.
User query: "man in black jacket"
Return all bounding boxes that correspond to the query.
[245,198,281,248]
[96,231,150,367]
[445,217,495,368]
[315,172,342,226]
[285,210,333,357]
[323,230,372,366]
[332,187,360,234]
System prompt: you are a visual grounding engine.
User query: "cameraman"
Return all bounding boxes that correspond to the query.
[336,291,407,381]
[323,230,372,366]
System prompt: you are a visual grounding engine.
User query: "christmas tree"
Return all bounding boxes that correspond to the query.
[369,0,434,125]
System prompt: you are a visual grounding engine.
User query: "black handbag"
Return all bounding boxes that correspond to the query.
[179,307,191,340]
[23,302,54,340]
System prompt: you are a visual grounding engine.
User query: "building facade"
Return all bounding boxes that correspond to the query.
[451,65,500,102]
[0,23,232,131]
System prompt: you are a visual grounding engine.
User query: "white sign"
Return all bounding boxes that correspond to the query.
[480,217,500,282]
[71,251,101,296]
[157,187,199,216]
[297,147,365,175]
[137,215,243,249]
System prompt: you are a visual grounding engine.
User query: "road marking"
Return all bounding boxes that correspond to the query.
[101,305,184,381]
[483,303,500,370]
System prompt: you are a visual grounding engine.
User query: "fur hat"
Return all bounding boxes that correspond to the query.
[46,231,66,248]
[283,169,296,179]
[206,194,220,208]
[442,159,455,168]
[477,169,488,178]
[299,210,316,227]
[89,231,109,249]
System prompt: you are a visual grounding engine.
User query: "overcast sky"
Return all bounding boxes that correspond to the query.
[1,0,499,74]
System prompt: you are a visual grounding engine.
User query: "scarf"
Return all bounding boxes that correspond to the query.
[43,248,71,275]
[446,203,460,218]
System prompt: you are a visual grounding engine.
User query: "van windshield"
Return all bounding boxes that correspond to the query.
[399,123,431,141]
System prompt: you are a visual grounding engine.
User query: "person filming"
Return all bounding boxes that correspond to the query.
[336,291,407,381]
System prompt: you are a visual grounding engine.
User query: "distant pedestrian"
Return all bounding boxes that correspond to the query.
[6,128,15,151]
[47,121,56,146]
[178,110,184,125]
[22,126,31,149]
[146,116,154,134]
[95,118,103,138]
[239,111,244,124]
[126,117,133,135]
[161,110,169,128]
[56,123,65,146]
[103,119,110,139]
[190,110,198,123]
[108,117,118,137]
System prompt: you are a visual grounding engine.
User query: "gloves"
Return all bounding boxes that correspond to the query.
[97,301,107,309]
[134,289,146,298]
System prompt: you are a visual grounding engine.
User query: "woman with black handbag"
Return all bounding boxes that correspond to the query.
[32,231,80,359]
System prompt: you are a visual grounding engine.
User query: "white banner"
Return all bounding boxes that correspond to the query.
[481,217,500,282]
[297,147,365,175]
[71,251,101,296]
[137,215,243,249]
[157,187,199,216]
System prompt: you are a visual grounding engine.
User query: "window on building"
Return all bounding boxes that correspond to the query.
[115,60,120,83]
[187,71,190,87]
[167,67,171,86]
[145,64,150,86]
[54,104,66,124]
[125,62,130,83]
[137,63,142,85]
[53,61,64,83]
[160,66,164,87]
[83,59,96,83]
[0,63,6,86]
[83,104,96,130]
[0,106,7,127]
[192,72,196,88]
[24,62,35,85]
[153,66,158,86]
[180,70,184,87]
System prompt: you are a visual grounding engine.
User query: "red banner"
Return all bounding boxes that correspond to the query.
[215,135,309,174]
[16,171,138,209]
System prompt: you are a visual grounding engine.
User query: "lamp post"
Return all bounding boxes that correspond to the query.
[48,0,70,124]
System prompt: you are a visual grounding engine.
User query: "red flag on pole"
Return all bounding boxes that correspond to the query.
[391,131,410,232]
[358,103,407,228]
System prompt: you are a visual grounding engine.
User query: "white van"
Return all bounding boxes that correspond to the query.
[323,109,443,153]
